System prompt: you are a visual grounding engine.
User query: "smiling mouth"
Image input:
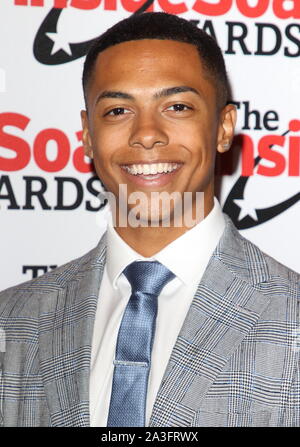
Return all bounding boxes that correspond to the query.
[120,162,182,176]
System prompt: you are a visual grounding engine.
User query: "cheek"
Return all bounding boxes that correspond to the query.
[88,136,114,184]
[176,125,213,165]
[91,129,119,166]
[181,125,218,189]
[94,121,129,153]
[90,129,128,191]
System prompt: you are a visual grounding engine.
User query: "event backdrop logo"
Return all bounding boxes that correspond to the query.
[33,0,154,64]
[223,126,300,230]
[32,0,300,64]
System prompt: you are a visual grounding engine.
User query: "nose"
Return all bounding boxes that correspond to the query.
[128,112,169,149]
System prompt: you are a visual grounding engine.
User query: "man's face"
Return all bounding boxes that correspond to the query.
[82,39,236,225]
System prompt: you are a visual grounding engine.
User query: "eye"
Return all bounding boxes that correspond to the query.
[166,103,193,112]
[104,107,131,117]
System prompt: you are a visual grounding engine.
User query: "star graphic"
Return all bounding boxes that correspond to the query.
[234,199,258,221]
[46,32,72,56]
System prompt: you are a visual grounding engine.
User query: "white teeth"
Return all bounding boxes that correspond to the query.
[150,165,156,174]
[123,163,179,175]
[144,165,150,175]
[158,163,164,173]
[132,165,138,175]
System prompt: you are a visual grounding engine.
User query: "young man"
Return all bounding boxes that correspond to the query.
[0,13,299,427]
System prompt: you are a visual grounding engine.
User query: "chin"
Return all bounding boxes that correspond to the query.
[126,205,174,228]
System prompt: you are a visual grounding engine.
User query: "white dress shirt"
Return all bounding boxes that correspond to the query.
[90,198,225,426]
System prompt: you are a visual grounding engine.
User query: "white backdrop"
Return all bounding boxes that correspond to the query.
[0,0,299,291]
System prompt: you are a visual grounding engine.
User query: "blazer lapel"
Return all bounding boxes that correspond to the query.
[38,234,107,427]
[149,217,271,427]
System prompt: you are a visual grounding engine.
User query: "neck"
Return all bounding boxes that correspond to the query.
[112,194,214,257]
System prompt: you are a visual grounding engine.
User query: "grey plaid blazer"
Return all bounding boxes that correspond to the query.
[0,215,299,427]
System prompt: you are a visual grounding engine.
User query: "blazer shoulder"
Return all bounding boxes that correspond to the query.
[218,215,299,294]
[0,233,107,316]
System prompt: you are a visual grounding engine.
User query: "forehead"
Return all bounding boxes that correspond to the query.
[87,39,216,103]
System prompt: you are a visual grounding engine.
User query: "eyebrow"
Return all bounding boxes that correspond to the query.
[96,91,134,103]
[95,86,201,105]
[154,86,201,99]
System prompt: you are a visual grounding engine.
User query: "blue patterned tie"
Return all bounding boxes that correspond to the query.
[107,260,175,427]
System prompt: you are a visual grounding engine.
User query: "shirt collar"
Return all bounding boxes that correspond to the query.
[106,215,150,290]
[106,197,225,289]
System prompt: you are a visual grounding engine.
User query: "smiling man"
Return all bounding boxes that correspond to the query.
[81,35,236,253]
[0,12,299,428]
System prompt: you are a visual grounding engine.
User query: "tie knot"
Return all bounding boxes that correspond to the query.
[123,261,175,296]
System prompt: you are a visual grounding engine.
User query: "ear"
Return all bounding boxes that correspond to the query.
[81,110,93,159]
[216,104,237,154]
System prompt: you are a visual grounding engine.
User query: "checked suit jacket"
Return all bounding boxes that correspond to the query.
[0,215,299,427]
